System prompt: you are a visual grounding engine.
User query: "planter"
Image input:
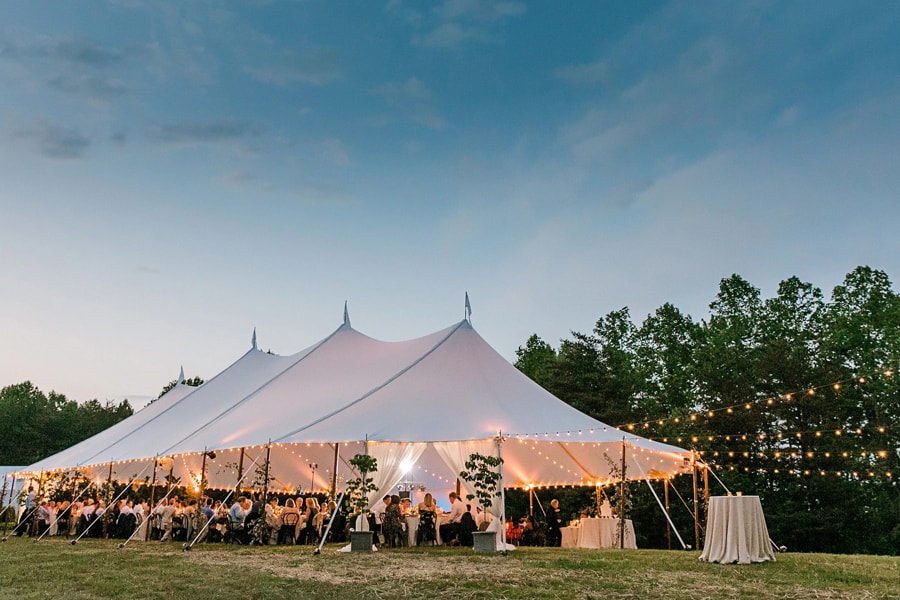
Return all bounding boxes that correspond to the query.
[472,531,496,553]
[350,530,374,553]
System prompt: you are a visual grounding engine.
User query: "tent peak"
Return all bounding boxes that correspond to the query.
[251,327,257,350]
[176,366,184,385]
[343,300,351,329]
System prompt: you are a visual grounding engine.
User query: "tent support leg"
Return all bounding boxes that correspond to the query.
[665,479,671,550]
[497,433,507,554]
[314,490,346,555]
[146,456,158,541]
[331,444,339,502]
[631,455,687,550]
[619,441,626,550]
[692,453,700,551]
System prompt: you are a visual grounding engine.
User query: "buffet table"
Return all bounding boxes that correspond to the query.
[560,517,637,549]
[699,495,775,564]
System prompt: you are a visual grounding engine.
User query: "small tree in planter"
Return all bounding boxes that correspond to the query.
[344,453,378,552]
[459,452,504,552]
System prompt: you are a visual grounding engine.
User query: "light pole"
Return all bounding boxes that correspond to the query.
[309,463,318,493]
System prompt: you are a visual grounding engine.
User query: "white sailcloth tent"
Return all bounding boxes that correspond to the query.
[15,309,693,515]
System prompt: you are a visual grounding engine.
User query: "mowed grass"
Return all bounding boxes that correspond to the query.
[0,537,898,600]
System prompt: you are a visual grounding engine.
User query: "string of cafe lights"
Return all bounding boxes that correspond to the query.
[648,423,896,446]
[702,463,893,479]
[621,367,897,433]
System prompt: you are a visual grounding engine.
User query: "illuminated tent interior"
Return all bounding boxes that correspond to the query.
[15,307,693,514]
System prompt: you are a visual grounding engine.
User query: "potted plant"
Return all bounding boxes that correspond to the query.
[345,453,378,553]
[459,452,503,552]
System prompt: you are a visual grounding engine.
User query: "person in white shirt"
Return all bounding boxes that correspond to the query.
[440,492,467,544]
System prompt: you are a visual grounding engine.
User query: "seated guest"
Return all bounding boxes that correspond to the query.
[297,497,319,545]
[372,495,390,546]
[278,498,301,545]
[382,494,406,548]
[416,493,438,546]
[458,505,478,547]
[439,492,466,545]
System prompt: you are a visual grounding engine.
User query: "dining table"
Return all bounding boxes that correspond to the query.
[561,517,637,549]
[405,513,451,546]
[699,495,775,564]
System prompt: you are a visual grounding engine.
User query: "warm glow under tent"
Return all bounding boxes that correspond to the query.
[15,309,693,515]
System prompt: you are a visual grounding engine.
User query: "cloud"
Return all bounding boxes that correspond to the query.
[436,0,526,22]
[321,138,351,167]
[406,0,526,49]
[244,48,343,86]
[370,77,432,105]
[19,122,92,159]
[48,74,128,102]
[147,119,263,146]
[369,77,446,130]
[53,39,123,68]
[554,61,608,85]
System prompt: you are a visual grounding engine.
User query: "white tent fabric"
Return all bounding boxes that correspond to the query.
[15,315,693,496]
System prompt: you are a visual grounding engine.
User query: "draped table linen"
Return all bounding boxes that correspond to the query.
[699,495,775,564]
[561,518,637,549]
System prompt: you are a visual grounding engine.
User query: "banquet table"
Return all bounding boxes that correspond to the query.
[561,518,637,549]
[699,495,775,564]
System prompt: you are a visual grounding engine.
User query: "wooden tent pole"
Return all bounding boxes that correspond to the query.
[331,444,339,501]
[619,440,626,550]
[692,453,700,550]
[147,457,158,541]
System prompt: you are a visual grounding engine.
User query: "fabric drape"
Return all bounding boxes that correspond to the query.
[432,438,501,517]
[365,442,427,509]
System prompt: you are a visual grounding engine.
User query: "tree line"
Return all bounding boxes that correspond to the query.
[514,266,900,554]
[0,382,134,466]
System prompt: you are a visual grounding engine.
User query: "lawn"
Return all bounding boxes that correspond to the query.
[0,538,898,600]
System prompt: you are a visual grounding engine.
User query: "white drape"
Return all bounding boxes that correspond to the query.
[365,442,427,509]
[432,438,501,517]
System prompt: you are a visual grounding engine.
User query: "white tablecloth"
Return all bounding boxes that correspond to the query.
[699,496,775,564]
[560,526,579,548]
[561,518,637,549]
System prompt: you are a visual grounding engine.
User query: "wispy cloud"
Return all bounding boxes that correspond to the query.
[48,74,128,103]
[554,61,608,85]
[399,0,526,50]
[369,77,446,130]
[15,121,92,159]
[244,48,343,86]
[147,119,263,147]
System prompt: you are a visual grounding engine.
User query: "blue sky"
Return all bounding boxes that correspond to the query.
[1,1,899,407]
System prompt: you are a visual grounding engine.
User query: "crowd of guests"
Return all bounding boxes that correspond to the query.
[13,487,568,549]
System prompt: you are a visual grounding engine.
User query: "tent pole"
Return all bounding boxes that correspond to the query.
[692,452,700,551]
[35,477,95,544]
[167,461,174,497]
[200,448,208,498]
[331,443,339,502]
[31,471,45,537]
[0,475,8,537]
[237,447,245,484]
[497,433,507,553]
[262,442,272,504]
[529,487,533,517]
[665,478,671,550]
[702,461,710,549]
[147,456,158,541]
[73,467,152,546]
[619,440,626,550]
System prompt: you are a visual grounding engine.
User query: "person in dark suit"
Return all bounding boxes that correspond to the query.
[546,499,562,547]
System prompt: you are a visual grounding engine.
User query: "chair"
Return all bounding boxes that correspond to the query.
[416,511,437,546]
[225,521,245,545]
[278,512,299,545]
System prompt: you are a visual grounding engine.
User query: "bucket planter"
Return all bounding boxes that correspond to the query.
[472,530,495,553]
[350,530,374,553]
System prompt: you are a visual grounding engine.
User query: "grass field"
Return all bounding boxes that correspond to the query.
[0,537,898,600]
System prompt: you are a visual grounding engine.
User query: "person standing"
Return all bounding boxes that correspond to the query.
[546,499,562,547]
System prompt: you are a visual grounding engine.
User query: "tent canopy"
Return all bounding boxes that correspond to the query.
[16,312,692,502]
